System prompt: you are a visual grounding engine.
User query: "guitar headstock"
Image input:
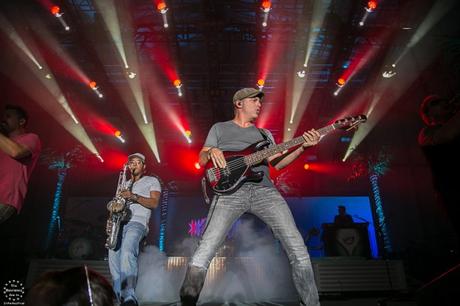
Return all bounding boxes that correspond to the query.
[333,114,367,131]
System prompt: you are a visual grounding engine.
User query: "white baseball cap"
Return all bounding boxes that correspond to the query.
[128,153,145,163]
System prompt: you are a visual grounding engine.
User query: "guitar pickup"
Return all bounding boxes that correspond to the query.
[206,169,217,182]
[222,167,231,176]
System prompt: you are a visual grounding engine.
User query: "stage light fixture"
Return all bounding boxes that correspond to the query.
[261,1,272,13]
[257,78,265,90]
[95,153,104,163]
[337,78,346,87]
[194,162,201,170]
[157,1,169,28]
[366,1,378,12]
[359,1,377,27]
[174,79,183,96]
[333,87,343,96]
[382,70,397,78]
[50,6,60,16]
[128,71,136,79]
[261,1,272,27]
[181,129,193,143]
[297,70,306,78]
[50,5,70,31]
[89,81,103,99]
[114,130,125,143]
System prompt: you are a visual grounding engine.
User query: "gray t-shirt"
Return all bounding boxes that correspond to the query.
[204,120,276,188]
[127,175,161,228]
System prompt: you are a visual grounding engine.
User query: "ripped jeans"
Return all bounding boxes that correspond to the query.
[181,184,320,306]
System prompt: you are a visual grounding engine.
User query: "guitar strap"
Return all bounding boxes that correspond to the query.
[258,128,274,146]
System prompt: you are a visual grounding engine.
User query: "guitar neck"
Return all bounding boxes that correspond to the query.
[244,124,335,166]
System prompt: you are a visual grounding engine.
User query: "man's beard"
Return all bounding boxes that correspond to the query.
[131,169,143,177]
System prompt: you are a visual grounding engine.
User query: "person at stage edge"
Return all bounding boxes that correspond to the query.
[334,205,354,227]
[0,104,41,224]
[180,88,322,306]
[418,94,460,242]
[26,266,115,306]
[107,153,161,306]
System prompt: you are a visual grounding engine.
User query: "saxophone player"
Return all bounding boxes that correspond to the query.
[108,153,161,306]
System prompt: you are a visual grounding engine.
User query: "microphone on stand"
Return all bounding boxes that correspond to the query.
[353,214,371,224]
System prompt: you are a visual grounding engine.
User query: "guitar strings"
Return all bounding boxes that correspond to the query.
[208,143,295,176]
[208,150,270,176]
[208,144,287,176]
[209,157,246,175]
[209,141,299,175]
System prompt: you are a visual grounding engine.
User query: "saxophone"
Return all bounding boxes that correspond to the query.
[105,163,132,249]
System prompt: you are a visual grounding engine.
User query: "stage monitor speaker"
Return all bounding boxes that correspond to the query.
[322,222,371,258]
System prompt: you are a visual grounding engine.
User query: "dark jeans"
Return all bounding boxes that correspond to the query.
[180,184,320,306]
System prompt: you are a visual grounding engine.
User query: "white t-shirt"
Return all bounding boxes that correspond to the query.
[127,176,161,228]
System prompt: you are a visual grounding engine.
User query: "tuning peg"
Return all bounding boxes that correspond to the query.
[345,122,360,131]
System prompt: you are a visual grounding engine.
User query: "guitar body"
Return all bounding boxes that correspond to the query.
[205,140,270,194]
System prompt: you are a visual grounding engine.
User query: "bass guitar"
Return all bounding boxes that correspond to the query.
[204,115,367,195]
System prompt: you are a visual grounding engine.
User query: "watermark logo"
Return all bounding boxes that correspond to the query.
[3,280,25,305]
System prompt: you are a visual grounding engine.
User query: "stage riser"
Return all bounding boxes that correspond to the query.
[313,260,407,292]
[26,258,407,294]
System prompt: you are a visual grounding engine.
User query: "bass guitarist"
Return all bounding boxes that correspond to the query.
[180,88,322,306]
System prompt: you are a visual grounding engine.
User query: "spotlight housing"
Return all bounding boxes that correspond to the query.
[297,70,306,78]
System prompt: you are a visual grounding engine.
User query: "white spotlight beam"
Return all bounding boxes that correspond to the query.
[94,0,129,69]
[116,82,161,163]
[285,0,328,142]
[92,0,159,161]
[2,54,99,156]
[394,0,456,66]
[27,17,90,84]
[342,35,442,161]
[302,0,329,68]
[0,14,43,70]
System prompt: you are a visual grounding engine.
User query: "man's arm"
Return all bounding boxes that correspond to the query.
[268,129,321,170]
[0,133,32,159]
[134,191,161,209]
[121,190,161,209]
